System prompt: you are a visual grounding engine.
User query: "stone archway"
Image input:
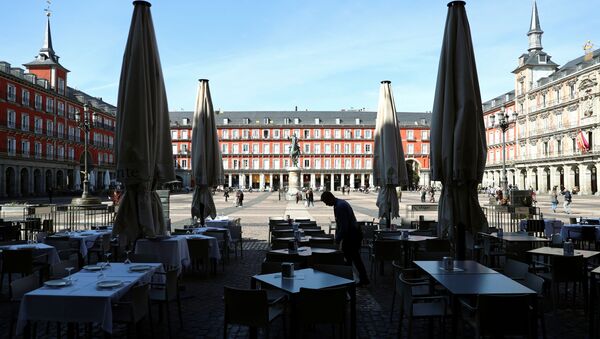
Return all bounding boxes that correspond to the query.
[34,169,43,195]
[520,169,527,190]
[5,167,16,197]
[20,168,29,196]
[405,159,421,190]
[45,169,53,191]
[56,170,64,190]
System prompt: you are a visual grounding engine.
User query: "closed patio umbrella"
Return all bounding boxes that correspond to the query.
[373,81,408,229]
[191,79,223,225]
[113,1,175,241]
[430,1,488,259]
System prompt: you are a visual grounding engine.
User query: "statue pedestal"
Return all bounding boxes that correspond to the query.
[286,166,301,201]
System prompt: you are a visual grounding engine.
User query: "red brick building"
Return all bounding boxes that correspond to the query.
[170,110,431,191]
[0,16,116,199]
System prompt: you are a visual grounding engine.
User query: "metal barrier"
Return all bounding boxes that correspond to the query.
[482,205,541,232]
[7,204,116,232]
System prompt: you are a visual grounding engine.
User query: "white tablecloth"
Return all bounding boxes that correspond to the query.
[47,230,112,258]
[179,234,221,260]
[135,237,190,269]
[192,227,233,243]
[0,243,60,265]
[17,263,160,334]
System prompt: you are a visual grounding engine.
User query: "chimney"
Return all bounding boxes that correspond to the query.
[295,106,298,111]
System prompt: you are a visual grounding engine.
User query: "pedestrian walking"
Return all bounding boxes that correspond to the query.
[550,186,559,212]
[321,191,370,286]
[561,188,572,214]
[224,190,229,202]
[308,189,315,206]
[420,187,426,203]
[239,190,244,207]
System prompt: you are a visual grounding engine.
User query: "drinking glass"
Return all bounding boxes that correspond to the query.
[104,252,111,267]
[124,250,132,264]
[65,266,74,282]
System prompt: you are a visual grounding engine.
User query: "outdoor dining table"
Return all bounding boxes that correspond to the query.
[0,243,60,265]
[269,246,338,257]
[527,246,600,260]
[178,234,221,260]
[17,262,161,336]
[186,226,233,242]
[414,260,537,338]
[46,229,112,258]
[380,235,437,267]
[251,268,356,338]
[135,236,190,272]
[560,224,600,241]
[518,219,563,237]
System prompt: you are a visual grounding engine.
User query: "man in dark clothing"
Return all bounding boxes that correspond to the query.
[321,191,370,286]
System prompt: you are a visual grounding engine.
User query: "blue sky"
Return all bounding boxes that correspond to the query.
[1,1,598,112]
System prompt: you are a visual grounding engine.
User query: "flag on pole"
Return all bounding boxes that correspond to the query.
[576,130,590,152]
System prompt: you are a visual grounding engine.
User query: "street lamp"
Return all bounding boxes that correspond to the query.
[490,106,518,199]
[72,102,102,206]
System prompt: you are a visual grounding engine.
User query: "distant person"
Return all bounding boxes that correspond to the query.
[296,191,301,204]
[550,186,559,213]
[321,191,369,286]
[420,187,427,203]
[47,187,53,204]
[307,189,315,207]
[341,186,346,195]
[224,190,229,202]
[561,188,572,214]
[239,190,244,207]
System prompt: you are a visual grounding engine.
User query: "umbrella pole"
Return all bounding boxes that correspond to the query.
[200,204,205,227]
[387,202,392,230]
[456,223,466,260]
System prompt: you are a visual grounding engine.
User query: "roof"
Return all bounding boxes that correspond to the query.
[482,90,515,112]
[169,110,432,127]
[23,16,67,71]
[536,48,600,87]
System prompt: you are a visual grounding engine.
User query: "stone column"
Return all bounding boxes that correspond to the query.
[330,175,335,192]
[15,166,21,197]
[538,167,549,193]
[310,173,316,188]
[549,166,560,190]
[228,174,233,187]
[259,174,265,190]
[239,173,245,189]
[340,174,345,188]
[360,174,365,188]
[350,173,355,189]
[320,174,324,189]
[579,164,591,195]
[369,175,374,187]
[565,166,576,192]
[269,174,273,189]
[300,173,304,188]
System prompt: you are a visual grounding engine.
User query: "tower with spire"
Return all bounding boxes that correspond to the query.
[513,0,558,95]
[23,10,70,95]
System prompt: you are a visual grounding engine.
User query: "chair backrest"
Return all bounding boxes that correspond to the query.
[204,231,225,242]
[503,258,529,281]
[265,252,305,265]
[580,226,597,242]
[272,231,294,238]
[2,249,34,274]
[425,239,451,252]
[373,240,402,261]
[523,272,545,295]
[271,239,292,250]
[261,261,284,274]
[224,286,269,327]
[165,268,179,301]
[551,255,585,282]
[297,286,347,324]
[477,294,531,337]
[308,238,336,249]
[550,233,563,247]
[310,251,345,266]
[312,264,354,280]
[130,283,150,323]
[10,272,40,301]
[131,253,158,263]
[526,219,545,235]
[50,258,79,278]
[187,238,210,259]
[229,225,242,240]
[303,229,326,236]
[100,233,111,252]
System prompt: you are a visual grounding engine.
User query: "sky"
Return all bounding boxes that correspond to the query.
[1,0,598,113]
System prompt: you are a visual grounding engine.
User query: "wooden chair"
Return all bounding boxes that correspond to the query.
[523,273,547,339]
[8,273,40,338]
[150,268,183,338]
[502,258,529,282]
[297,286,348,338]
[49,258,80,279]
[461,294,532,338]
[310,251,346,266]
[0,249,47,298]
[229,225,243,259]
[112,283,153,338]
[88,233,112,264]
[539,255,587,311]
[205,230,229,266]
[370,240,402,282]
[223,286,286,338]
[44,236,81,261]
[186,238,212,275]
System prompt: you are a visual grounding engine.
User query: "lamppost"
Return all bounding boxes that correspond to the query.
[490,106,518,199]
[72,102,102,206]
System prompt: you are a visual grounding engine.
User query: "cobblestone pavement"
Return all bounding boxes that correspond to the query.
[1,191,597,338]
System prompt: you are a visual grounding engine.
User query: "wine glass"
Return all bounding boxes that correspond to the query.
[65,266,74,282]
[124,250,132,264]
[104,252,112,267]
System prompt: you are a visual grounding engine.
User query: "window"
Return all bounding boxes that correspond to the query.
[222,144,228,154]
[242,130,249,139]
[421,130,428,140]
[365,144,372,153]
[324,144,331,154]
[7,109,16,128]
[304,144,310,153]
[242,144,249,153]
[345,159,351,169]
[334,144,340,154]
[57,78,65,95]
[355,118,361,125]
[556,139,562,155]
[263,159,270,169]
[232,130,239,139]
[46,144,54,160]
[222,160,228,170]
[263,144,270,154]
[314,144,321,154]
[365,130,372,139]
[46,98,54,113]
[252,129,259,139]
[171,131,177,139]
[243,160,249,169]
[325,159,331,169]
[555,89,561,104]
[284,144,290,154]
[243,118,251,124]
[354,159,361,169]
[407,130,414,140]
[570,84,576,99]
[7,137,16,155]
[284,159,289,168]
[68,147,74,160]
[263,130,270,138]
[22,114,32,132]
[274,159,280,169]
[35,142,42,158]
[223,118,229,125]
[57,123,64,138]
[273,130,280,139]
[422,144,429,154]
[335,118,341,124]
[57,101,65,116]
[182,130,188,139]
[293,118,300,124]
[273,144,280,154]
[304,159,310,168]
[181,159,187,169]
[314,118,320,124]
[407,144,414,154]
[58,146,64,159]
[303,130,310,138]
[324,129,331,139]
[68,126,75,140]
[20,140,29,157]
[22,89,30,106]
[283,130,290,139]
[354,129,362,139]
[35,93,42,110]
[34,118,43,134]
[233,159,239,169]
[314,159,321,169]
[284,118,291,125]
[355,144,362,154]
[334,130,341,139]
[252,144,259,154]
[314,129,321,138]
[263,118,270,125]
[344,144,350,154]
[252,159,259,169]
[344,130,351,139]
[7,84,16,102]
[365,159,372,169]
[541,94,546,107]
[334,159,341,169]
[46,120,53,136]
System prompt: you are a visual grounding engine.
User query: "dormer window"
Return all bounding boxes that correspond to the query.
[335,118,341,124]
[182,118,190,125]
[243,118,251,124]
[263,118,270,124]
[223,118,229,125]
[284,118,291,125]
[293,118,300,124]
[539,54,547,63]
[314,118,320,124]
[355,118,361,125]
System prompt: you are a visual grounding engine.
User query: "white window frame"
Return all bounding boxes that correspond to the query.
[7,109,16,128]
[7,84,16,102]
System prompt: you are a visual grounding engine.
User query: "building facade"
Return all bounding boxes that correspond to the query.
[483,0,600,195]
[0,16,116,199]
[170,110,432,191]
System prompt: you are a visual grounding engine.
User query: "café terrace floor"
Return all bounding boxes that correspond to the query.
[1,190,597,338]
